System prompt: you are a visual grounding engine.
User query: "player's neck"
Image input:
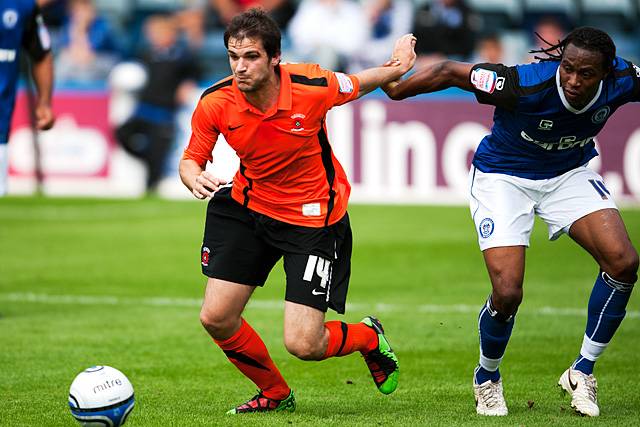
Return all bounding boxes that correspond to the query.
[245,71,280,113]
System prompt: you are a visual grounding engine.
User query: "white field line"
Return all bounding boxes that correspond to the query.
[0,292,638,319]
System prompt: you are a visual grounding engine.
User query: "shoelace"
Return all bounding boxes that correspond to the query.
[580,375,598,402]
[478,382,502,408]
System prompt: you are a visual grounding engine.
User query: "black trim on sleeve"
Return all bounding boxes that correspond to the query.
[616,60,640,101]
[200,79,233,99]
[22,8,50,62]
[291,74,328,87]
[470,63,521,111]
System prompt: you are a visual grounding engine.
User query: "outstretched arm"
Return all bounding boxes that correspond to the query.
[30,52,55,130]
[354,33,417,99]
[384,60,474,100]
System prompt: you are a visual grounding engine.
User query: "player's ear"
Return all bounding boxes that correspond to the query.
[271,53,281,68]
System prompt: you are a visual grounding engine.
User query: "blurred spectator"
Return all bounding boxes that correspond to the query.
[115,14,200,193]
[348,0,414,72]
[287,0,369,71]
[473,33,504,64]
[525,16,566,63]
[412,0,477,66]
[55,0,120,84]
[205,0,296,30]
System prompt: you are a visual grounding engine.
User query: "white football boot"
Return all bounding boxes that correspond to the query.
[558,367,599,417]
[474,378,508,416]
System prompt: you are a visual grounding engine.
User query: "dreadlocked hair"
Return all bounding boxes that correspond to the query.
[530,26,617,74]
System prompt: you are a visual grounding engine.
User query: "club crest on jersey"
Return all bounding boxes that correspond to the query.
[591,106,610,124]
[471,69,498,93]
[538,119,553,130]
[201,247,210,267]
[479,218,494,238]
[291,113,305,132]
[3,9,18,29]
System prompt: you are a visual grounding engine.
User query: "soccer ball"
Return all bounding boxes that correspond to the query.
[68,366,135,427]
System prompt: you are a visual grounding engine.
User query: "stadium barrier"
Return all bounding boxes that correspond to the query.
[8,90,640,205]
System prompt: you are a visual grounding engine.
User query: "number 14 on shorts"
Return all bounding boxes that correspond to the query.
[303,255,331,289]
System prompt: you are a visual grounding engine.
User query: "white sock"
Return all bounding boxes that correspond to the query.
[0,144,8,196]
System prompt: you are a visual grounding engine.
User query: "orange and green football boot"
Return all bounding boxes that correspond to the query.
[361,316,399,394]
[226,389,295,414]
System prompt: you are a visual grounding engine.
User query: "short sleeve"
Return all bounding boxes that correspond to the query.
[628,61,640,102]
[325,70,360,109]
[469,63,520,111]
[21,6,51,62]
[183,100,220,166]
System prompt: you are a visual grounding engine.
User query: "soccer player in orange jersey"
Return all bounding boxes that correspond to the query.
[179,8,416,414]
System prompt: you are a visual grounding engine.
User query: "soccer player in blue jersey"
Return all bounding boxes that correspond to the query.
[0,0,54,196]
[384,27,638,417]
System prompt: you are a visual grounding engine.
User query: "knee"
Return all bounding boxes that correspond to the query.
[605,246,639,284]
[492,286,523,316]
[284,336,324,361]
[199,309,238,340]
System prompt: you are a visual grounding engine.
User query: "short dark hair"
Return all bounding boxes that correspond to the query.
[531,26,617,74]
[224,8,281,59]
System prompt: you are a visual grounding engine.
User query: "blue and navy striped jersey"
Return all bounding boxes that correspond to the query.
[1,0,50,142]
[469,58,640,179]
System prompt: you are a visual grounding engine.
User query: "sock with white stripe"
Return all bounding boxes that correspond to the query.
[573,271,635,375]
[476,297,515,384]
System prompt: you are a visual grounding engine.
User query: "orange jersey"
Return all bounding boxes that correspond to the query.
[184,63,360,227]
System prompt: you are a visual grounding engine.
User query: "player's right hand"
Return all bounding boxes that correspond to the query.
[192,171,227,200]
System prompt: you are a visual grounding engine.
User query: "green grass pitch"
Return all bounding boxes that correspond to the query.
[1,197,638,426]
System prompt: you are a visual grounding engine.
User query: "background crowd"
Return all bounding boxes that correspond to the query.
[21,0,640,193]
[39,0,640,86]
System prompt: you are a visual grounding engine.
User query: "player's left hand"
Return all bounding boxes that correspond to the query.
[391,33,417,73]
[35,103,55,131]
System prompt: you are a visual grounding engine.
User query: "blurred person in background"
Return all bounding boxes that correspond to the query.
[525,16,566,63]
[206,0,296,30]
[0,0,55,196]
[287,0,368,71]
[54,0,120,84]
[412,0,477,67]
[473,33,504,64]
[348,0,414,72]
[115,14,199,193]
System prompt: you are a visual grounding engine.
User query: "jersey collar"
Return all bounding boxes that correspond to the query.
[232,65,292,115]
[555,66,602,114]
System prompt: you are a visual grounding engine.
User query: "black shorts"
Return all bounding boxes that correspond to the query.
[200,186,352,314]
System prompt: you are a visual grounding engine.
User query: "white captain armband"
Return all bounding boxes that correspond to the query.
[335,72,354,93]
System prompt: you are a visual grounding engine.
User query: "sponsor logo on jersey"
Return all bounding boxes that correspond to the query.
[521,131,595,151]
[495,77,505,91]
[471,69,498,93]
[291,113,305,132]
[538,119,554,130]
[3,9,18,29]
[591,106,610,124]
[633,63,640,78]
[335,72,354,93]
[201,247,210,267]
[479,218,494,238]
[0,48,16,62]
